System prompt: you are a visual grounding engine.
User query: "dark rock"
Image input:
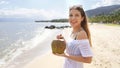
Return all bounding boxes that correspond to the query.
[45,25,55,29]
[45,26,49,28]
[45,25,71,29]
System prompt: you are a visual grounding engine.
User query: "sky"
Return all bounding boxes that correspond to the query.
[0,0,120,20]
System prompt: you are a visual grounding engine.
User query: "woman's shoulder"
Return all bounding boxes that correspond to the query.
[77,30,88,40]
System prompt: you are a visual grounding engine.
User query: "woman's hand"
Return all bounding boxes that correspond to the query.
[56,34,64,39]
[53,53,68,57]
[56,34,66,43]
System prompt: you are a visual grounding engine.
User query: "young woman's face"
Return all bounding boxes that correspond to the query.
[69,9,84,28]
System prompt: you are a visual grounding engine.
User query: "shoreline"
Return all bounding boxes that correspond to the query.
[22,29,65,68]
[0,29,64,68]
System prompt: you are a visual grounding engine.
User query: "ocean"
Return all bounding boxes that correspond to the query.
[0,22,69,68]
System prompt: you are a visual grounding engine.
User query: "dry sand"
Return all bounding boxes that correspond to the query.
[24,23,120,68]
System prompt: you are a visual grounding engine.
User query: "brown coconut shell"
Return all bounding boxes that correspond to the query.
[51,40,66,54]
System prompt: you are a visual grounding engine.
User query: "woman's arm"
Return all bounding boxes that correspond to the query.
[54,53,92,63]
[64,54,92,63]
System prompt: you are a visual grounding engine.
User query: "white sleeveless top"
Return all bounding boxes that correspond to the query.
[63,37,93,68]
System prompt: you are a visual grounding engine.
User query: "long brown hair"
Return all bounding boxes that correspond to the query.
[69,5,92,47]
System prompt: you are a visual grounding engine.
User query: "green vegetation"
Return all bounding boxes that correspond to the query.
[35,19,68,23]
[50,19,68,22]
[88,9,120,24]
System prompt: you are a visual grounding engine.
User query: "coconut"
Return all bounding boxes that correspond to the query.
[51,40,66,54]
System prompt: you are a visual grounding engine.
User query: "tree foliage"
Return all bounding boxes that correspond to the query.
[88,9,120,24]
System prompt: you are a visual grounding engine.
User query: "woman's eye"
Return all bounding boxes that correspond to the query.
[75,14,79,17]
[69,14,73,17]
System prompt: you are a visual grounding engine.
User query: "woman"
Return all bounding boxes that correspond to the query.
[54,5,93,68]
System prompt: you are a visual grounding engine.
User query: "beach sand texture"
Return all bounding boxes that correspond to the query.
[24,23,120,68]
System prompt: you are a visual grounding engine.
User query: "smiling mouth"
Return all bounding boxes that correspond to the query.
[71,21,77,24]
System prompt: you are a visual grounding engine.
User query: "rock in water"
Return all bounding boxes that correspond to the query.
[51,40,66,54]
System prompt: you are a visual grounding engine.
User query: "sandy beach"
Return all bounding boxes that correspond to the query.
[24,23,120,68]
